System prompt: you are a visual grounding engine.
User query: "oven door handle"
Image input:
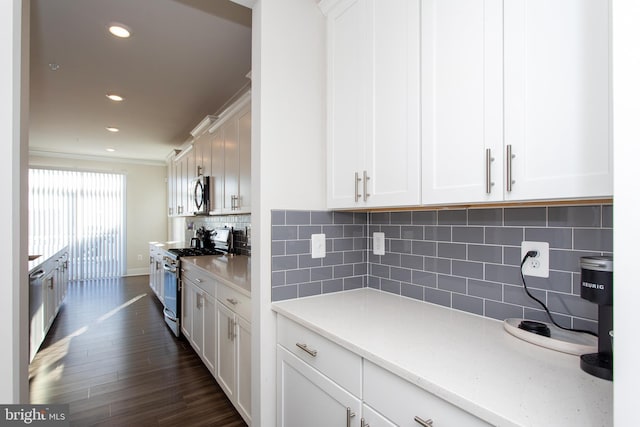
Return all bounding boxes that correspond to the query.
[163,307,178,322]
[163,264,177,273]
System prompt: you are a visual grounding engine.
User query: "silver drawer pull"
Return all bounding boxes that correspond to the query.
[414,416,433,427]
[295,342,317,357]
[196,278,203,283]
[226,298,238,305]
[347,407,356,427]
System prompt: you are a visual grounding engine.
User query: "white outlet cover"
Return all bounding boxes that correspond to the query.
[373,232,385,256]
[521,241,549,278]
[311,234,326,258]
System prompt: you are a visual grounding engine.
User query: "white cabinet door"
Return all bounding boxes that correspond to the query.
[421,0,504,204]
[194,133,211,177]
[237,105,251,213]
[167,155,176,216]
[201,291,216,374]
[181,280,194,341]
[236,315,251,425]
[363,361,489,427]
[326,0,368,209]
[192,289,204,355]
[210,127,225,214]
[366,0,420,208]
[277,346,361,427]
[326,0,420,209]
[216,300,236,401]
[504,0,612,201]
[222,118,239,213]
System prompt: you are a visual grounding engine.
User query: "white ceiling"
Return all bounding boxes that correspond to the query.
[29,0,252,164]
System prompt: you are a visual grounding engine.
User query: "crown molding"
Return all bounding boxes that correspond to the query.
[29,149,167,167]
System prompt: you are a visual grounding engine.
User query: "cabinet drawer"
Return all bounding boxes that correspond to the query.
[217,282,250,321]
[277,315,361,397]
[363,361,490,427]
[181,263,216,295]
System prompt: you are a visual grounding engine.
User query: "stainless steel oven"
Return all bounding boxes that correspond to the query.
[161,246,223,337]
[162,253,180,336]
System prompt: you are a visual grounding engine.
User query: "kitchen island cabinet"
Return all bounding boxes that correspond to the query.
[272,288,612,427]
[29,245,69,362]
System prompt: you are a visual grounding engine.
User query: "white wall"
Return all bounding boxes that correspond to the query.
[250,0,326,425]
[1,0,29,404]
[613,0,640,423]
[28,155,168,276]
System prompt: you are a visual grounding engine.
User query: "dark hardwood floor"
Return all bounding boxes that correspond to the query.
[29,275,247,427]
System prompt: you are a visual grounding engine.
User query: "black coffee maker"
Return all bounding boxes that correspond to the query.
[579,256,613,381]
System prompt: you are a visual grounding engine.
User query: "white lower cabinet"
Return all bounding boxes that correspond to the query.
[363,361,490,427]
[277,346,361,427]
[216,301,236,399]
[181,263,217,374]
[215,288,252,425]
[182,261,252,425]
[277,315,489,427]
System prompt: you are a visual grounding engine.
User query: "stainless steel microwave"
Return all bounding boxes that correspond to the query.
[192,175,212,215]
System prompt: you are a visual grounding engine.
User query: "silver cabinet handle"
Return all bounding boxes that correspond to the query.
[354,172,362,202]
[231,195,238,210]
[506,144,514,192]
[295,342,317,357]
[414,416,434,427]
[363,170,370,202]
[360,418,369,427]
[228,317,236,340]
[196,278,203,283]
[346,407,356,427]
[485,148,494,194]
[196,293,202,309]
[226,298,238,305]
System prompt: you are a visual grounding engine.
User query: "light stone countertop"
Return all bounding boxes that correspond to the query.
[180,254,250,296]
[28,244,69,274]
[272,288,612,427]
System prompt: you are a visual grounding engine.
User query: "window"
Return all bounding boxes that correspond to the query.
[29,169,126,280]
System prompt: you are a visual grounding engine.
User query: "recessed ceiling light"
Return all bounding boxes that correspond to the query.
[108,24,131,38]
[106,126,120,132]
[106,148,116,152]
[106,93,124,102]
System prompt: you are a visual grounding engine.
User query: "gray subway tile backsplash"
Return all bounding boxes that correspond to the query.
[271,205,611,330]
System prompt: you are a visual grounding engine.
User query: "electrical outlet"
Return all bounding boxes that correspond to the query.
[311,234,326,258]
[521,241,549,278]
[137,254,143,261]
[373,232,385,255]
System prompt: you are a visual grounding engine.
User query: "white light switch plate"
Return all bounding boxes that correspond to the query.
[373,232,385,255]
[311,234,326,258]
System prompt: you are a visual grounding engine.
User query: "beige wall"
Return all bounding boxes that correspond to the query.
[29,155,167,276]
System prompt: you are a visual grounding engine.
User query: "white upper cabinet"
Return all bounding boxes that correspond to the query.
[325,0,421,209]
[421,0,504,204]
[422,0,612,205]
[503,0,612,200]
[208,94,251,215]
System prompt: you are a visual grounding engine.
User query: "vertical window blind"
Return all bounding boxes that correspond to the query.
[29,168,126,280]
